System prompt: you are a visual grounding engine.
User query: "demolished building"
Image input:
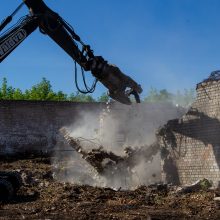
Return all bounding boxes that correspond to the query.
[56,102,185,188]
[158,71,220,187]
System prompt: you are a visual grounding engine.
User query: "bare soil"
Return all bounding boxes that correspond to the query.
[0,157,220,220]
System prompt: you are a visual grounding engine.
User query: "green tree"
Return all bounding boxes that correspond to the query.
[144,87,172,103]
[12,89,24,100]
[27,77,53,100]
[97,92,109,102]
[144,87,195,107]
[1,77,8,99]
[0,77,196,106]
[54,91,68,101]
[72,92,96,102]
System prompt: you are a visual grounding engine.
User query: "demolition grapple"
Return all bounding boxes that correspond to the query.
[0,0,142,104]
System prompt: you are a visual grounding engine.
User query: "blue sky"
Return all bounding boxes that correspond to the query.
[1,0,220,98]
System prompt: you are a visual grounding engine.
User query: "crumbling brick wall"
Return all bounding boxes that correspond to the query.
[159,74,220,187]
[0,100,104,156]
[0,100,183,158]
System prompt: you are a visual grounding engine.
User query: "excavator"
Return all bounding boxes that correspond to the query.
[0,0,142,200]
[0,0,142,104]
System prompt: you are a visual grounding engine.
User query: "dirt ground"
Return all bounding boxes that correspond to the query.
[0,157,220,220]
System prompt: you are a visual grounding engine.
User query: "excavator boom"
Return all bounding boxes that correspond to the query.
[0,0,142,104]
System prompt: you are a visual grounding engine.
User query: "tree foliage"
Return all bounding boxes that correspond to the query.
[144,88,173,103]
[0,77,95,102]
[144,87,195,107]
[97,92,109,102]
[0,77,195,107]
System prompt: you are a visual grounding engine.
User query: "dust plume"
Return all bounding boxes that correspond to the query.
[53,102,185,189]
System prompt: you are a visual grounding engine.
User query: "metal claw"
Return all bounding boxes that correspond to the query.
[93,62,142,104]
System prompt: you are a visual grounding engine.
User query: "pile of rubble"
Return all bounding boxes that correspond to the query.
[0,158,220,219]
[60,127,160,176]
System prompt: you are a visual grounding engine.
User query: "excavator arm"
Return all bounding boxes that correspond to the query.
[0,0,142,104]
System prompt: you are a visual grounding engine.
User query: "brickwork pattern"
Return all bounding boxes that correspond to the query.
[159,80,220,187]
[0,101,183,158]
[0,101,104,155]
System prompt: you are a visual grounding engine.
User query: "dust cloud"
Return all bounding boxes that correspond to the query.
[53,102,185,189]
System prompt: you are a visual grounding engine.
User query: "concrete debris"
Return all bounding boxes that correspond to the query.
[214,196,220,209]
[148,183,169,192]
[176,179,212,194]
[1,158,219,219]
[202,70,220,83]
[59,127,160,175]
